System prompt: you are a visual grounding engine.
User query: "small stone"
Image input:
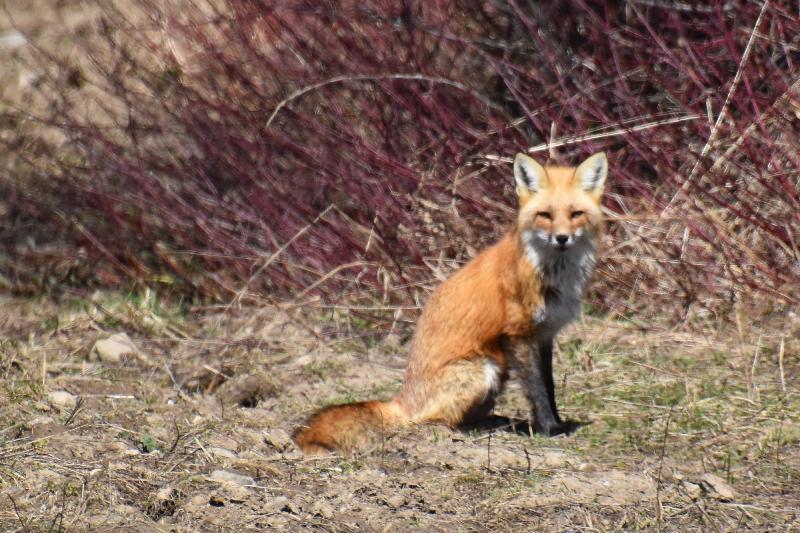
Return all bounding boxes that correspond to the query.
[700,473,736,501]
[215,484,250,503]
[263,429,292,451]
[0,31,26,50]
[91,333,139,363]
[682,480,702,500]
[384,494,406,509]
[209,470,254,486]
[48,390,77,409]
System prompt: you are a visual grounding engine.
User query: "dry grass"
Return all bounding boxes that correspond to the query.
[0,291,797,531]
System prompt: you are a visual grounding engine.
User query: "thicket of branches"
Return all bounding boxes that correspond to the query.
[3,0,799,319]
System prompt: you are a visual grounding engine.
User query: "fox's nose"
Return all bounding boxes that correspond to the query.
[555,234,569,246]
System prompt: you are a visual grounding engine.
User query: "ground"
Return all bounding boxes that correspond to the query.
[1,291,797,532]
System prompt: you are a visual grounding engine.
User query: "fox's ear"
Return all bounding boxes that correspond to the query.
[514,153,547,196]
[574,152,607,197]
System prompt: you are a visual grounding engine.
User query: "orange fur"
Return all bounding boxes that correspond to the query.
[294,152,608,454]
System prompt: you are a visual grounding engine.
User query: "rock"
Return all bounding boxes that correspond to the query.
[212,484,250,504]
[209,470,254,487]
[91,333,139,363]
[699,473,736,501]
[384,494,407,509]
[48,390,77,409]
[682,480,702,499]
[263,429,292,451]
[0,31,26,50]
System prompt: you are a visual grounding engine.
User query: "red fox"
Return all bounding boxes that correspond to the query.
[294,152,608,454]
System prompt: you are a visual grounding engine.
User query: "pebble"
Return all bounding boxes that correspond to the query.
[384,494,406,509]
[700,473,736,501]
[209,470,254,487]
[48,390,77,409]
[0,31,26,49]
[90,332,140,363]
[682,480,702,499]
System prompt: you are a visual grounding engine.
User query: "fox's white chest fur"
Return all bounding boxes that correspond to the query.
[523,230,596,339]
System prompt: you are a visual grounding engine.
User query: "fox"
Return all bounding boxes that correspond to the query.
[294,151,608,454]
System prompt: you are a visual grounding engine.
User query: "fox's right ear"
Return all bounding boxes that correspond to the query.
[514,153,547,196]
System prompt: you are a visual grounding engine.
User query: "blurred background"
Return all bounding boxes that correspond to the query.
[1,0,798,321]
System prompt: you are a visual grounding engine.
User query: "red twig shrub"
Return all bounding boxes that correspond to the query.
[4,0,800,318]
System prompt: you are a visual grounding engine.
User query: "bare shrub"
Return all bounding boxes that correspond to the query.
[3,0,799,318]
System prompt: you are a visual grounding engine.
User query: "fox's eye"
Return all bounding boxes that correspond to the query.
[537,212,552,220]
[571,210,584,219]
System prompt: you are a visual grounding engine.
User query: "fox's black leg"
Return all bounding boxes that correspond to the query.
[502,336,578,437]
[523,339,564,435]
[533,339,582,435]
[537,339,561,425]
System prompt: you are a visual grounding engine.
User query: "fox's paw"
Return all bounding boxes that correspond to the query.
[536,419,583,437]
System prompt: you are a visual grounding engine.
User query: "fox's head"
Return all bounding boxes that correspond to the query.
[513,152,607,255]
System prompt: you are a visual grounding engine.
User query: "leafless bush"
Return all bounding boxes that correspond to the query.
[3,0,799,319]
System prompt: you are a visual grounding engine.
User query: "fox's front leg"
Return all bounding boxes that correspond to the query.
[528,339,567,435]
[507,337,573,436]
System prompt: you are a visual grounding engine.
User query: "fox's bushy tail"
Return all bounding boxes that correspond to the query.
[293,399,407,454]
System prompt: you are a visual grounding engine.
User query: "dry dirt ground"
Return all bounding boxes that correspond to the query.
[0,291,798,532]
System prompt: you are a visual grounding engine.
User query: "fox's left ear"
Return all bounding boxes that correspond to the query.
[574,152,608,197]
